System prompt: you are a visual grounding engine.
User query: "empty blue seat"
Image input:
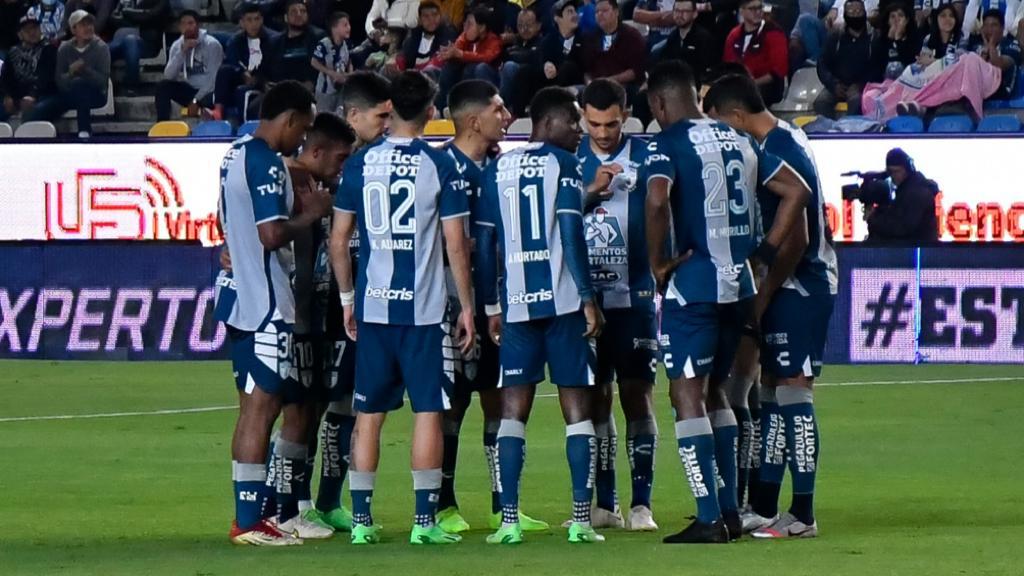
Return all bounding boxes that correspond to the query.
[928,115,974,133]
[192,120,233,137]
[237,120,259,137]
[886,116,924,133]
[977,115,1022,132]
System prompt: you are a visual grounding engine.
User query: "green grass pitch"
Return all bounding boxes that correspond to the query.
[2,361,1023,575]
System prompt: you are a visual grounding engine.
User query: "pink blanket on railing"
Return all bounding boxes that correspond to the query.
[862,53,1003,120]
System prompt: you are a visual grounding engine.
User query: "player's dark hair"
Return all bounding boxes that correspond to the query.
[390,70,438,124]
[596,0,619,9]
[530,86,578,125]
[467,7,492,30]
[307,112,357,147]
[674,0,697,9]
[237,2,261,18]
[703,74,766,114]
[285,0,306,12]
[448,80,499,119]
[328,11,350,27]
[342,72,391,112]
[179,8,200,22]
[260,80,315,120]
[419,1,440,14]
[648,59,698,96]
[983,7,1004,26]
[582,79,627,111]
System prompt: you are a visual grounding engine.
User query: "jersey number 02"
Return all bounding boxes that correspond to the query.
[364,180,417,234]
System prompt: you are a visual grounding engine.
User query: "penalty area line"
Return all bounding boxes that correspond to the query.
[3,377,1023,423]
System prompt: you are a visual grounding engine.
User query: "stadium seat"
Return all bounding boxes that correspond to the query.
[0,123,12,138]
[424,119,455,137]
[148,121,191,138]
[14,121,57,138]
[62,79,115,119]
[928,115,975,133]
[139,33,168,68]
[622,117,644,134]
[834,102,848,113]
[647,120,661,133]
[192,120,233,137]
[793,115,817,128]
[237,120,259,136]
[771,67,823,112]
[977,115,1021,132]
[507,118,532,135]
[886,116,925,133]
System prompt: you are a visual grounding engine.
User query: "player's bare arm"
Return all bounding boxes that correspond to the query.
[256,177,332,250]
[330,210,357,341]
[442,216,476,355]
[754,212,808,322]
[645,176,690,294]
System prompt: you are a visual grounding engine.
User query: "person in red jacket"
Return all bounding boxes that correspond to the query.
[722,0,788,105]
[436,7,503,108]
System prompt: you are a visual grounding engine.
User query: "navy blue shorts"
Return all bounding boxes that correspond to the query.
[659,299,752,382]
[228,317,304,404]
[354,322,453,413]
[295,333,355,403]
[595,309,659,386]
[761,290,835,379]
[499,312,597,388]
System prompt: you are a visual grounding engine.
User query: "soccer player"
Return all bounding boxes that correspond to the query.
[330,70,476,546]
[575,78,659,532]
[643,60,810,543]
[476,86,607,545]
[216,80,333,546]
[340,71,393,147]
[704,73,838,539]
[435,80,550,535]
[286,113,358,534]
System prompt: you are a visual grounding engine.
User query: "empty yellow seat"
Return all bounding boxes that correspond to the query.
[424,119,455,137]
[148,121,191,138]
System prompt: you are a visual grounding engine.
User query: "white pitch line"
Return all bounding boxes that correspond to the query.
[3,376,1023,423]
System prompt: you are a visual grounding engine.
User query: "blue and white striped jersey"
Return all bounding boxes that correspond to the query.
[760,121,839,296]
[476,142,595,323]
[578,134,655,313]
[215,135,296,330]
[645,119,781,305]
[334,136,469,326]
[444,142,492,302]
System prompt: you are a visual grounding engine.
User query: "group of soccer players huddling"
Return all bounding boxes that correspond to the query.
[214,57,838,547]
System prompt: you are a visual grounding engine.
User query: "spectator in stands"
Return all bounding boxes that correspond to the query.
[825,0,879,29]
[815,0,872,116]
[653,0,716,84]
[583,0,647,103]
[27,10,108,137]
[361,25,405,76]
[633,0,675,49]
[436,7,502,107]
[967,8,1021,98]
[435,0,466,28]
[790,8,828,70]
[0,16,56,121]
[62,0,113,38]
[723,0,788,105]
[919,2,965,67]
[541,0,586,89]
[500,6,544,116]
[155,9,224,121]
[311,11,352,114]
[400,1,456,78]
[105,0,170,93]
[366,0,420,35]
[214,2,277,122]
[1,0,30,58]
[870,2,921,81]
[961,0,1019,38]
[266,0,319,89]
[26,0,65,44]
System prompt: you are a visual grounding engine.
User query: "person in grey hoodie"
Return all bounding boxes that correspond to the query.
[155,9,224,120]
[26,9,109,137]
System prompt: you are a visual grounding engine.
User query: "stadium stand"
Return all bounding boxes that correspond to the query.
[149,121,191,137]
[928,115,975,133]
[0,123,12,138]
[14,121,57,138]
[977,115,1022,132]
[192,120,234,137]
[886,116,925,133]
[237,120,259,137]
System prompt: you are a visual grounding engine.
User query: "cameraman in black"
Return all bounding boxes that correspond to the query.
[844,148,939,244]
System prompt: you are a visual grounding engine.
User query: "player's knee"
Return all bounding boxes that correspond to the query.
[626,417,658,437]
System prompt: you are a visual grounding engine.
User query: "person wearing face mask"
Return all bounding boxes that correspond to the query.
[825,0,878,29]
[814,0,873,117]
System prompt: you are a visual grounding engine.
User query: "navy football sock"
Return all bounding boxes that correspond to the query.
[732,405,753,508]
[755,389,785,519]
[566,421,597,524]
[273,438,307,523]
[496,419,526,525]
[747,404,762,507]
[593,419,618,512]
[413,468,443,527]
[439,418,461,510]
[233,461,267,531]
[710,409,739,513]
[316,407,354,512]
[626,419,658,509]
[778,385,819,525]
[349,471,376,527]
[675,418,721,524]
